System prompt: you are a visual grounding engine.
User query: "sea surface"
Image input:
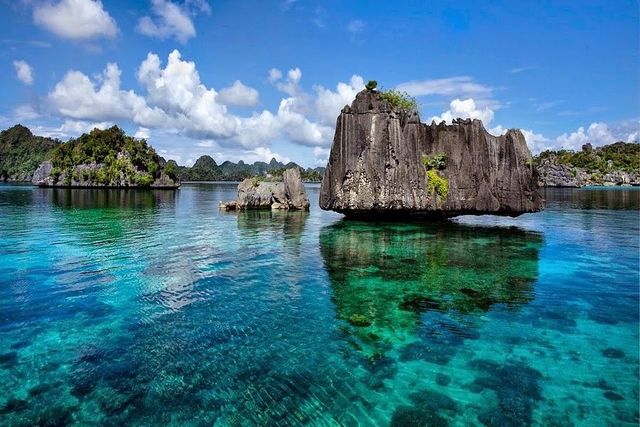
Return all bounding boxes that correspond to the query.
[0,183,638,426]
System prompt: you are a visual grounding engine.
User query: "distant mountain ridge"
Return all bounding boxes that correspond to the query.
[178,156,325,182]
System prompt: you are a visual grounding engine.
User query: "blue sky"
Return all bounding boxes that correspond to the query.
[1,0,638,167]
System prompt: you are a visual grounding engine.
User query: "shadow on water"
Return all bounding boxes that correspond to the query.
[320,219,543,357]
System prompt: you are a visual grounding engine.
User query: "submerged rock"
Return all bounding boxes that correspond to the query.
[231,168,310,210]
[320,89,543,217]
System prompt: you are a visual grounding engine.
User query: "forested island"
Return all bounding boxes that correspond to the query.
[535,142,640,187]
[30,126,179,188]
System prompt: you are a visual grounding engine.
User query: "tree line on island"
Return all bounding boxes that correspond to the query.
[0,123,637,187]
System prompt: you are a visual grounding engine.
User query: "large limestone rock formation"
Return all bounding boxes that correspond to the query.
[221,167,310,211]
[320,90,543,217]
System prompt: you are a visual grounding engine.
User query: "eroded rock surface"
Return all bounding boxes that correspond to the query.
[320,90,544,217]
[225,168,310,211]
[284,168,311,210]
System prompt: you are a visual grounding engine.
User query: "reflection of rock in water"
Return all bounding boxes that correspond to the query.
[319,220,542,356]
[46,188,176,210]
[236,210,309,246]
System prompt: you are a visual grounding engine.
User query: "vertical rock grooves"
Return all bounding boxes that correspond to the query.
[320,90,544,218]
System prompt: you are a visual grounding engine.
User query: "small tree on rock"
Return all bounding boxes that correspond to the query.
[365,80,378,91]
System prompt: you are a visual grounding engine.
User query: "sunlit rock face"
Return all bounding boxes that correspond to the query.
[234,168,310,210]
[320,90,544,218]
[320,220,542,356]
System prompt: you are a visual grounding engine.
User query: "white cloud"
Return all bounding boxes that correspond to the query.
[275,67,303,96]
[33,0,118,41]
[13,60,33,85]
[268,68,283,83]
[246,147,290,164]
[268,68,364,145]
[522,120,639,154]
[49,62,162,125]
[137,0,201,43]
[510,66,535,74]
[535,100,563,112]
[46,51,367,164]
[313,75,364,125]
[185,0,211,14]
[313,146,330,166]
[217,80,259,107]
[396,76,493,100]
[521,129,553,153]
[556,122,617,151]
[135,127,151,139]
[60,119,112,135]
[31,120,112,139]
[13,104,41,121]
[430,98,495,126]
[312,7,326,29]
[347,19,365,34]
[136,50,239,139]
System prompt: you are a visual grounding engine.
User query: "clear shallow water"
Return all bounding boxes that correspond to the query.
[0,183,638,426]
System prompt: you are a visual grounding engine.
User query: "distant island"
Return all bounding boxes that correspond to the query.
[30,126,179,188]
[534,142,640,187]
[0,124,324,185]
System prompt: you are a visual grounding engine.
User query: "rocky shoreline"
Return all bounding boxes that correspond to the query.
[536,161,640,188]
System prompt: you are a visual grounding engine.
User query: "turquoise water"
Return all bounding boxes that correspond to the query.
[0,183,638,426]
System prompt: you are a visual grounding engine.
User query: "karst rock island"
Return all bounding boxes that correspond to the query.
[320,89,544,218]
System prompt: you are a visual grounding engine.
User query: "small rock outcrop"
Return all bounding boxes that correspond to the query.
[220,167,310,211]
[320,89,543,217]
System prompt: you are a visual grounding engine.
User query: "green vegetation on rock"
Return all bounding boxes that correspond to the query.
[0,125,59,181]
[380,89,418,112]
[421,153,447,171]
[426,169,449,200]
[421,154,449,200]
[365,80,378,91]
